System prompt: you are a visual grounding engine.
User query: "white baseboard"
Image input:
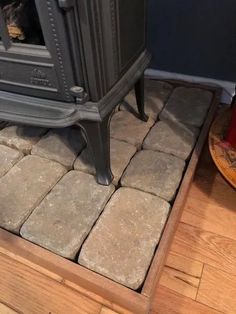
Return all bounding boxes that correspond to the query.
[145,68,235,104]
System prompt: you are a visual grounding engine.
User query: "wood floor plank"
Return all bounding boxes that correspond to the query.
[181,174,236,241]
[0,303,19,314]
[159,252,203,299]
[151,286,221,314]
[182,195,236,241]
[164,251,203,277]
[0,252,102,314]
[99,305,132,314]
[171,223,236,276]
[100,307,118,314]
[197,265,236,314]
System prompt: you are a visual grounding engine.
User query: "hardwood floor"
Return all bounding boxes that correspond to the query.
[0,303,18,314]
[151,147,236,314]
[159,252,203,300]
[0,251,102,314]
[197,265,236,314]
[0,146,235,314]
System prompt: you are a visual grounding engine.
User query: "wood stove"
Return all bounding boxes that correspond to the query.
[0,0,150,185]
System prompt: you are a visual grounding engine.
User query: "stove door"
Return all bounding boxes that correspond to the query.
[0,0,78,102]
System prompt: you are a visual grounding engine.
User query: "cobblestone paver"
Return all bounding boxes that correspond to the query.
[110,111,152,147]
[0,156,66,233]
[32,128,85,169]
[21,171,115,259]
[74,138,136,185]
[160,87,212,127]
[79,187,170,289]
[121,150,185,201]
[0,125,47,154]
[143,120,199,160]
[0,144,23,177]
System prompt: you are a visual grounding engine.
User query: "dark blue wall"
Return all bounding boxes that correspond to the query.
[147,0,236,82]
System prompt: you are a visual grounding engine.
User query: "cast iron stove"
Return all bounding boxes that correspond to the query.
[0,0,150,185]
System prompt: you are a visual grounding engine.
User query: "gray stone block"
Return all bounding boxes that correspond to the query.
[143,120,199,160]
[32,128,85,169]
[121,80,173,121]
[0,156,66,233]
[21,171,115,259]
[110,111,152,148]
[121,150,185,201]
[0,145,23,177]
[0,125,47,154]
[74,138,137,185]
[79,187,170,290]
[160,87,212,127]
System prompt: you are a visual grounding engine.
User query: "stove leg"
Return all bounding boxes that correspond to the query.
[135,74,148,122]
[79,115,113,186]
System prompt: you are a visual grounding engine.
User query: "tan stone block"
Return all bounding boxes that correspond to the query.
[143,120,199,160]
[0,156,66,233]
[121,150,185,201]
[79,187,170,289]
[32,128,85,169]
[110,111,152,147]
[21,171,115,259]
[160,87,212,127]
[0,145,23,177]
[0,125,47,154]
[74,138,137,185]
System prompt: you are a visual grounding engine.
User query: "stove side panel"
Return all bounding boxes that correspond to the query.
[76,0,147,102]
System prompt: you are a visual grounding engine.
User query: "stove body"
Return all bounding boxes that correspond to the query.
[0,0,150,184]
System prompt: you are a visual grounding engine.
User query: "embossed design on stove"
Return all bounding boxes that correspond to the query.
[30,68,52,87]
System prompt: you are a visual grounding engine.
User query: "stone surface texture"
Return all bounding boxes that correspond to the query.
[121,150,185,201]
[32,128,85,169]
[21,171,115,259]
[160,87,212,127]
[110,111,152,147]
[0,125,47,154]
[74,139,136,185]
[79,187,170,290]
[0,156,66,233]
[0,80,212,290]
[0,145,23,177]
[121,80,173,121]
[143,120,199,160]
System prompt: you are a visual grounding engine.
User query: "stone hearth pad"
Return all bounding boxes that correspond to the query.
[0,156,66,233]
[0,79,211,290]
[120,80,173,121]
[121,150,185,201]
[21,171,115,259]
[121,80,173,121]
[79,187,170,290]
[0,125,47,154]
[143,120,199,160]
[160,87,212,127]
[0,144,23,177]
[110,111,153,147]
[32,128,85,169]
[74,138,137,185]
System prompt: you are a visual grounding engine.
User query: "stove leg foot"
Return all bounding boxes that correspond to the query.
[135,74,148,122]
[78,115,113,186]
